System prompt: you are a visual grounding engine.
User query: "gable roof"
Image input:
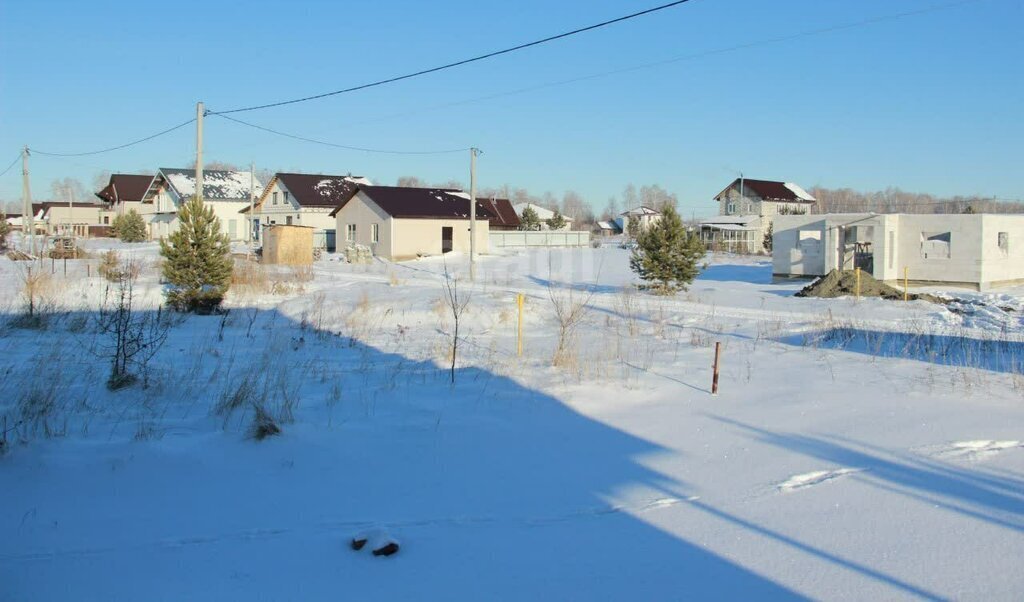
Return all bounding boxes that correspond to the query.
[158,168,264,201]
[477,197,520,229]
[511,202,571,222]
[715,178,816,203]
[255,173,366,210]
[330,185,499,220]
[621,206,660,216]
[95,174,155,204]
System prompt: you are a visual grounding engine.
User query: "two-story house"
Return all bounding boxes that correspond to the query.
[699,178,816,253]
[142,168,264,241]
[245,172,369,245]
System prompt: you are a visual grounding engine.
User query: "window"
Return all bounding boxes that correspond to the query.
[228,219,237,239]
[286,216,293,226]
[272,192,278,205]
[998,232,1009,255]
[283,192,289,203]
[346,223,356,242]
[921,232,951,259]
[798,230,822,255]
[726,203,736,214]
[103,216,110,225]
[371,223,379,243]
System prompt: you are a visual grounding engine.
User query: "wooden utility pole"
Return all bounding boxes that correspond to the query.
[712,341,722,395]
[469,147,479,281]
[21,146,33,255]
[196,102,205,203]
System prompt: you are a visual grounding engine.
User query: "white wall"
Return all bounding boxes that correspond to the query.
[490,230,591,248]
[334,192,392,258]
[392,218,489,260]
[980,215,1024,286]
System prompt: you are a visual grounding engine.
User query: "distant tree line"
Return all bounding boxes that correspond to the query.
[809,186,1023,215]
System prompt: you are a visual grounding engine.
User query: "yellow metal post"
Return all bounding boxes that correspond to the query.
[904,266,909,301]
[516,293,524,357]
[855,267,861,300]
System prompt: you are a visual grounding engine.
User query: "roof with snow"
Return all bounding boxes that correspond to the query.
[258,173,368,209]
[597,220,622,231]
[715,178,816,203]
[330,185,501,220]
[95,174,155,204]
[621,206,660,216]
[159,168,265,202]
[511,203,571,222]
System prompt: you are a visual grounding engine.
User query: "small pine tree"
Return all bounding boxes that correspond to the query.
[763,221,774,253]
[546,210,566,231]
[111,209,147,242]
[629,206,706,295]
[520,206,542,231]
[626,215,641,240]
[159,196,233,313]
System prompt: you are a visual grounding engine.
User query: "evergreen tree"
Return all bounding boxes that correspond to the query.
[763,221,774,253]
[629,206,706,295]
[111,209,147,243]
[520,205,542,231]
[0,211,10,251]
[546,210,566,231]
[626,215,641,240]
[159,197,233,313]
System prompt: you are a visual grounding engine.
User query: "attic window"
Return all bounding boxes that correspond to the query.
[726,203,736,213]
[283,192,289,202]
[272,192,278,205]
[921,232,951,259]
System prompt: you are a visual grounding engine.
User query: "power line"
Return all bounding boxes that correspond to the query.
[30,117,196,157]
[0,152,21,177]
[211,0,696,115]
[214,113,471,155]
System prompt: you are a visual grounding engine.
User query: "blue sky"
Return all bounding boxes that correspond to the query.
[1,0,1021,216]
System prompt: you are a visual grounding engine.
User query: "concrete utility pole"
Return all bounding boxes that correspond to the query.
[21,146,33,254]
[469,147,479,281]
[66,183,75,236]
[196,102,205,203]
[249,161,255,243]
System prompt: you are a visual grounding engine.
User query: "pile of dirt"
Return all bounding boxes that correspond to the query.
[795,269,942,303]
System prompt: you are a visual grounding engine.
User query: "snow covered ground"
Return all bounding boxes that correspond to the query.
[1,241,1023,601]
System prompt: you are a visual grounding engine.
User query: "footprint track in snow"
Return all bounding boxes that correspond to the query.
[777,468,863,492]
[924,440,1023,462]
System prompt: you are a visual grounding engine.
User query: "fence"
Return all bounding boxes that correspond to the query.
[489,230,591,249]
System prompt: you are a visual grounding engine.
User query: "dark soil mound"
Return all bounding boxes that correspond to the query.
[795,269,941,303]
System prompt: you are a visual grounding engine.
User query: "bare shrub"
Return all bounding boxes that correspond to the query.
[440,263,472,384]
[549,285,593,370]
[95,258,171,389]
[11,266,55,329]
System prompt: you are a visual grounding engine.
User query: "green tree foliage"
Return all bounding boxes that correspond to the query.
[546,210,567,231]
[519,206,542,231]
[159,197,233,313]
[626,215,641,240]
[763,221,774,253]
[629,206,706,295]
[110,209,147,242]
[0,211,10,250]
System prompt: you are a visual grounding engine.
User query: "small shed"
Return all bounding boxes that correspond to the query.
[262,225,314,265]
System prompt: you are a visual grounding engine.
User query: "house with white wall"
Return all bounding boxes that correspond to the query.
[330,185,492,260]
[773,213,1024,290]
[141,168,264,241]
[512,202,572,231]
[616,206,661,235]
[246,172,370,244]
[700,178,816,253]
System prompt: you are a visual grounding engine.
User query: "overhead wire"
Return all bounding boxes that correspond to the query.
[210,0,696,115]
[214,113,471,155]
[0,152,22,177]
[29,117,196,157]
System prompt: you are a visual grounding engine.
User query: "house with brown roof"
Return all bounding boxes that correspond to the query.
[246,172,369,244]
[329,185,494,260]
[699,177,816,253]
[476,197,520,231]
[95,174,156,233]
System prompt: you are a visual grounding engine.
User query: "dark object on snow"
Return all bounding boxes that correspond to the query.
[351,538,367,551]
[794,269,942,303]
[372,542,400,557]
